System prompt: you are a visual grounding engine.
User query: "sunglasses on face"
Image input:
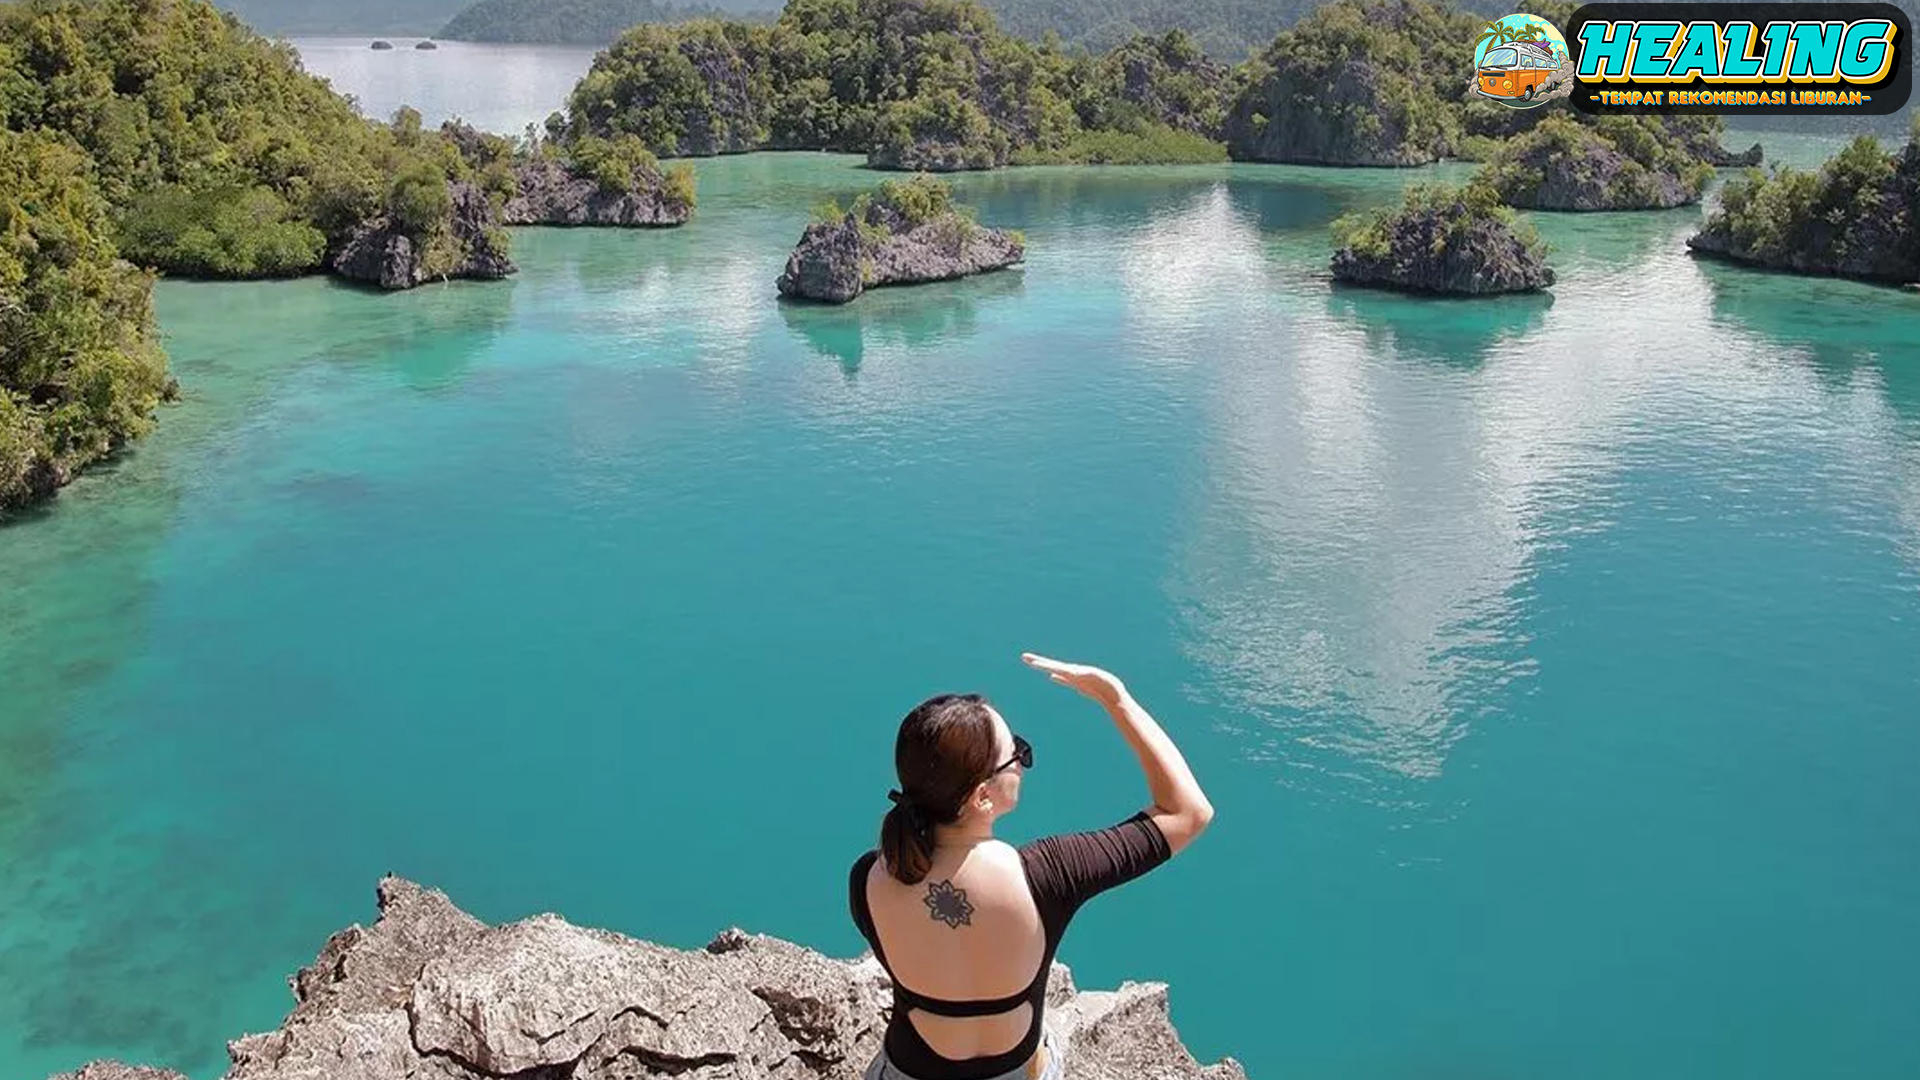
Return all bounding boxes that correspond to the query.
[990,733,1034,776]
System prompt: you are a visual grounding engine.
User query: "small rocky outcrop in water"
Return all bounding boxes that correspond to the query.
[370,39,393,49]
[330,181,516,290]
[1481,113,1715,211]
[778,176,1024,304]
[442,122,697,228]
[504,156,694,227]
[1331,181,1554,294]
[1711,142,1764,167]
[46,875,1245,1080]
[1688,125,1920,285]
[1455,92,1762,172]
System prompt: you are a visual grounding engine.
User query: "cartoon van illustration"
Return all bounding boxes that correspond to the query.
[1477,40,1560,101]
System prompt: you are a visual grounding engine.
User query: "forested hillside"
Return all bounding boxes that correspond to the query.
[1,0,518,510]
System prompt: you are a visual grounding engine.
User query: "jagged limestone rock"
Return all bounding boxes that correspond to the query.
[47,875,1244,1080]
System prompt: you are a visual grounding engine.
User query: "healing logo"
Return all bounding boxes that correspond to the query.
[1565,3,1913,114]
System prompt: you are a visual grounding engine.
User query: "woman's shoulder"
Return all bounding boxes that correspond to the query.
[1014,812,1172,910]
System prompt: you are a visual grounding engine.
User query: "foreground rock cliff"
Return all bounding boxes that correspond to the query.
[47,876,1244,1080]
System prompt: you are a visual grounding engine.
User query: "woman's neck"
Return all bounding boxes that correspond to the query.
[932,820,994,848]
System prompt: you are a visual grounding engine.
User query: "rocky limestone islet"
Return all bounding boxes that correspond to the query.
[440,121,697,229]
[1480,114,1714,211]
[1331,181,1555,295]
[329,181,515,290]
[503,157,694,227]
[1224,0,1479,167]
[45,875,1244,1080]
[1687,125,1920,285]
[778,178,1024,304]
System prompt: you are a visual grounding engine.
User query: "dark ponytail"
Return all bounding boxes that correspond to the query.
[879,693,999,885]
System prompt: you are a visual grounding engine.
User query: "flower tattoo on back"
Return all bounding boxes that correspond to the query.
[923,879,974,928]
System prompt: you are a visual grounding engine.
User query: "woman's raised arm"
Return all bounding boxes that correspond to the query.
[1021,652,1215,855]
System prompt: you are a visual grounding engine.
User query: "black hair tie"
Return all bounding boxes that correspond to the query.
[887,789,936,848]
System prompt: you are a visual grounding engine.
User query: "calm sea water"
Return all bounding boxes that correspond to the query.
[4,46,1919,1080]
[289,37,601,134]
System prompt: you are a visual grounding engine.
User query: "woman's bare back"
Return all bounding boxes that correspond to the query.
[862,841,1046,1060]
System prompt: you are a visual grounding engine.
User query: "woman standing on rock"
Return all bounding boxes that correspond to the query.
[850,653,1215,1080]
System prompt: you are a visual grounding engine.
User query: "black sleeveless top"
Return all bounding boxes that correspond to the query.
[848,812,1172,1080]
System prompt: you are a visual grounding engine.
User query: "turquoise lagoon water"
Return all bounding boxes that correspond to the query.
[3,49,1920,1080]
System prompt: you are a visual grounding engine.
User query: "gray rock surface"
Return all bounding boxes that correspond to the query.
[48,1065,190,1080]
[330,182,515,290]
[778,218,869,303]
[1333,195,1555,295]
[1107,37,1232,138]
[503,158,693,227]
[1491,133,1701,211]
[866,138,1005,173]
[778,207,1024,304]
[44,875,1242,1080]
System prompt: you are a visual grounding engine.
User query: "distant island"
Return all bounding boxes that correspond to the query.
[212,0,769,35]
[537,0,1759,185]
[547,4,1242,169]
[434,0,1428,56]
[1480,113,1716,211]
[218,0,478,35]
[980,0,1399,61]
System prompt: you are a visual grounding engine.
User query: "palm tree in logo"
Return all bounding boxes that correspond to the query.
[1476,19,1517,53]
[1477,19,1551,60]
